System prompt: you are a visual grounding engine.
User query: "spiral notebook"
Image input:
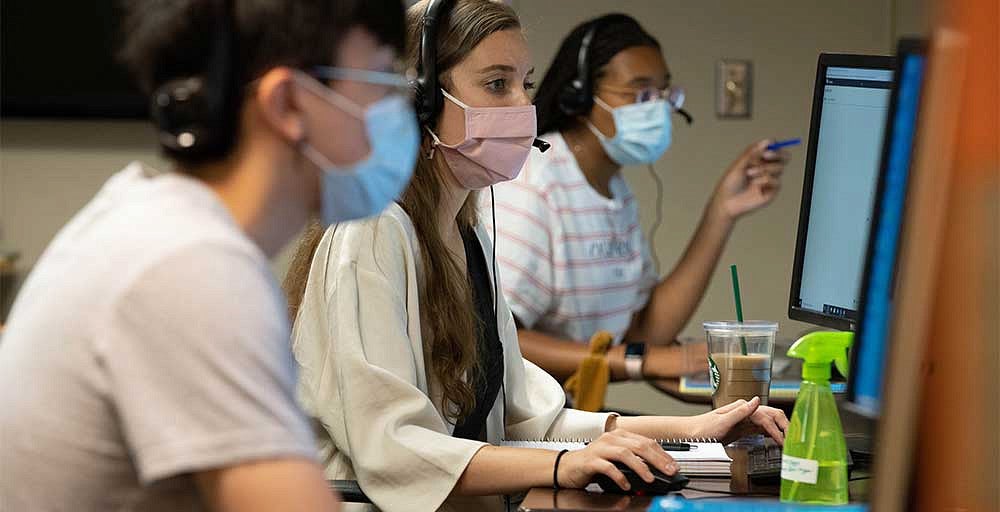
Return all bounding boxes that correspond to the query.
[500,438,732,476]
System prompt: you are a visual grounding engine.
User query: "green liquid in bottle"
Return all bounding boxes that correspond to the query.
[780,381,849,505]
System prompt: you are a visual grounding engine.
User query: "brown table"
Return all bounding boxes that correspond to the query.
[520,477,872,511]
[650,378,798,409]
[649,378,712,405]
[519,443,871,511]
[519,481,761,511]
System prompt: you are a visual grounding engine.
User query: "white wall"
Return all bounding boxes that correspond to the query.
[893,0,930,41]
[0,1,928,414]
[512,0,912,413]
[0,121,166,267]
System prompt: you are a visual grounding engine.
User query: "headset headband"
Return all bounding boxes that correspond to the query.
[414,0,454,124]
[556,19,603,118]
[575,22,598,94]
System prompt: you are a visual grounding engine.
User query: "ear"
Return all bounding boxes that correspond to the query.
[252,67,307,144]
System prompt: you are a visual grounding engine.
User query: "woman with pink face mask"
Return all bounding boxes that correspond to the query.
[284,2,788,511]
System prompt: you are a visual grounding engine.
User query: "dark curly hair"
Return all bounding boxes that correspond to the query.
[534,13,661,136]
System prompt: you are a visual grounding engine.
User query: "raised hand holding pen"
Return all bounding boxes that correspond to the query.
[711,139,792,221]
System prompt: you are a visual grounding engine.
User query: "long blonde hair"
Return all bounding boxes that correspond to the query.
[284,0,521,422]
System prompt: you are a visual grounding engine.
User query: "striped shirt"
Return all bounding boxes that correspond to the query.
[482,132,660,344]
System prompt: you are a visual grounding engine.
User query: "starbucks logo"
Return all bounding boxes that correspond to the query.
[709,355,720,392]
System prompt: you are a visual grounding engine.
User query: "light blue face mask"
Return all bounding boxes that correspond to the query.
[587,96,672,166]
[297,74,419,224]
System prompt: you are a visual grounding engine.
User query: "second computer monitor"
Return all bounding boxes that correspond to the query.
[788,53,896,331]
[847,39,927,418]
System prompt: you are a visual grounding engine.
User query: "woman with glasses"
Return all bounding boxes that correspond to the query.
[486,14,789,385]
[284,2,787,510]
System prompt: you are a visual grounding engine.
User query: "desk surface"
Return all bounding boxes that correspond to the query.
[650,378,801,407]
[523,394,874,511]
[650,378,713,405]
[520,442,781,512]
[520,477,871,511]
[519,477,769,512]
[649,378,846,408]
[519,440,872,512]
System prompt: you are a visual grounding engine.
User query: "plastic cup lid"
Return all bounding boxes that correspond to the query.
[702,320,779,335]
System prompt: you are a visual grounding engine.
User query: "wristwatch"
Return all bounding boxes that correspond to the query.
[624,343,647,380]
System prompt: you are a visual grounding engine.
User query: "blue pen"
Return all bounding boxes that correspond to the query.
[766,138,802,151]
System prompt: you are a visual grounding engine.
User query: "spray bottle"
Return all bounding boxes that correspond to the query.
[780,331,853,505]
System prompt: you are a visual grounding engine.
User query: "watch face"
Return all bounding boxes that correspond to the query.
[625,343,646,357]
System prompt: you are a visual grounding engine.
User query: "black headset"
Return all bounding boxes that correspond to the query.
[413,0,454,126]
[151,0,240,161]
[413,0,549,152]
[557,21,600,117]
[558,19,694,125]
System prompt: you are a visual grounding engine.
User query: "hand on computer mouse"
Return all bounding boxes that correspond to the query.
[592,461,690,495]
[556,429,678,491]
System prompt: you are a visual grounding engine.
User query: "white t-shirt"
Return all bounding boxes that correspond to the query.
[0,162,316,511]
[483,132,660,344]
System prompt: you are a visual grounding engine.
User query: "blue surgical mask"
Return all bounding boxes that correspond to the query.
[296,74,419,224]
[587,96,672,166]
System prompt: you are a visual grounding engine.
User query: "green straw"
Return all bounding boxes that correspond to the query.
[730,264,749,355]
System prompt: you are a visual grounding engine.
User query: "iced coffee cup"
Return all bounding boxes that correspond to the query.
[703,321,777,409]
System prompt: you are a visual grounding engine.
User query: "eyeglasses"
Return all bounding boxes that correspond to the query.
[634,85,686,108]
[309,66,414,99]
[598,84,693,124]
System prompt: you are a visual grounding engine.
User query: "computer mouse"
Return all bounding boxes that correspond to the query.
[591,461,690,495]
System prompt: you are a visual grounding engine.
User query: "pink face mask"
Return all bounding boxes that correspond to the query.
[427,89,537,189]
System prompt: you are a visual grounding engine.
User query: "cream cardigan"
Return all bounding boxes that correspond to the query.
[291,203,613,512]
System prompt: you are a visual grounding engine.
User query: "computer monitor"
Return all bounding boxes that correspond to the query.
[788,53,896,331]
[846,39,927,418]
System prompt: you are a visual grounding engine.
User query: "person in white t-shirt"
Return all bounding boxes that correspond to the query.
[486,14,789,385]
[0,1,418,511]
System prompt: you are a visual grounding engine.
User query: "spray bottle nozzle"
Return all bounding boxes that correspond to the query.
[787,331,854,382]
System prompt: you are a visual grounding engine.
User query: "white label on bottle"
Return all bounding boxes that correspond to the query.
[781,454,819,484]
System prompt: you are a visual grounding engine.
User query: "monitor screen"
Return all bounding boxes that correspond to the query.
[1,1,147,118]
[848,43,926,418]
[789,54,895,331]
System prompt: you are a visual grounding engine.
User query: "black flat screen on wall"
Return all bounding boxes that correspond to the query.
[1,1,147,118]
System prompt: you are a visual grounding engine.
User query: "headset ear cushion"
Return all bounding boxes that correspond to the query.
[152,77,216,154]
[414,78,445,126]
[558,81,589,117]
[413,79,428,123]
